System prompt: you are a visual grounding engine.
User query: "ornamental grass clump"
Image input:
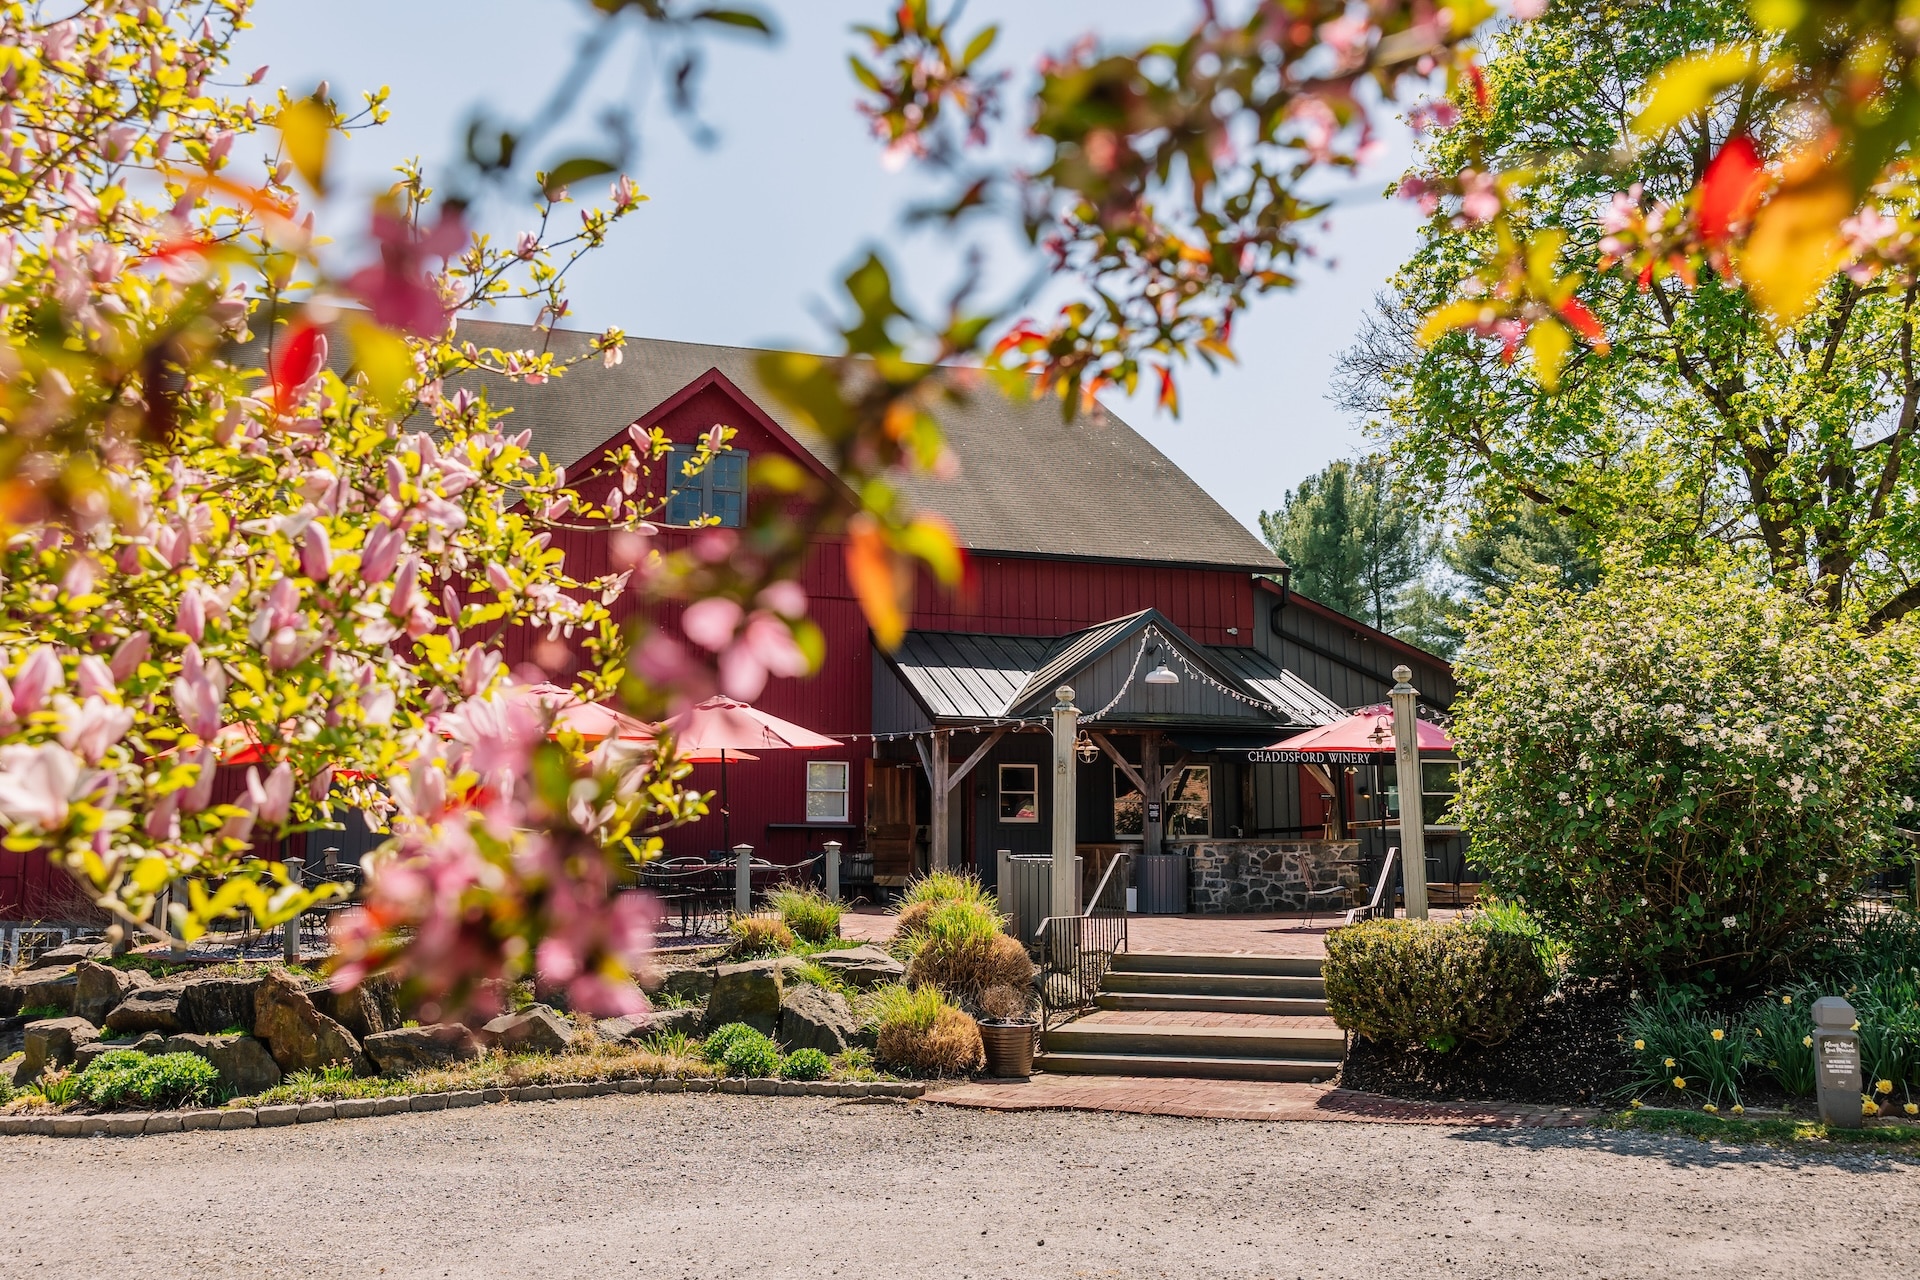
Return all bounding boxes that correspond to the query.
[903,899,1035,1002]
[726,915,796,959]
[768,886,843,945]
[1452,565,1920,981]
[867,983,985,1077]
[1323,915,1551,1052]
[891,872,1000,958]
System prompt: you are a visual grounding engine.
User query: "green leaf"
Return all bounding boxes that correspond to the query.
[541,156,617,198]
[689,7,773,34]
[961,24,999,68]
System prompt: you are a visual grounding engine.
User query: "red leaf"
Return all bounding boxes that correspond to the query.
[1155,366,1179,415]
[271,322,325,410]
[1698,136,1767,245]
[1557,297,1604,341]
[1466,65,1490,111]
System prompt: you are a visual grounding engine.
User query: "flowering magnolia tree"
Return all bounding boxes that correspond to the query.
[1451,565,1920,981]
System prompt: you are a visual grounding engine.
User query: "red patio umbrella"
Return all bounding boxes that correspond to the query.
[512,683,758,762]
[656,695,839,849]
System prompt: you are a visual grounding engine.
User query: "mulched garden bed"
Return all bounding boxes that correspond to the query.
[1339,978,1635,1107]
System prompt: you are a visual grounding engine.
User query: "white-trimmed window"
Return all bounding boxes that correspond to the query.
[805,761,849,822]
[665,446,747,527]
[998,763,1039,823]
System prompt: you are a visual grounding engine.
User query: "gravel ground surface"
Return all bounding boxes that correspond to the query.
[4,1094,1914,1279]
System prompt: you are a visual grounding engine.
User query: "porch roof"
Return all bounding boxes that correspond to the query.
[884,611,1345,727]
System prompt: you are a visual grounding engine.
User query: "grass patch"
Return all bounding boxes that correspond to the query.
[1606,1106,1920,1148]
[767,886,843,945]
[17,1005,67,1022]
[791,937,866,957]
[235,1041,719,1107]
[789,960,857,1000]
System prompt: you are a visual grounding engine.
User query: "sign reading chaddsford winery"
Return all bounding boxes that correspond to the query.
[1245,750,1378,765]
[1812,996,1863,1129]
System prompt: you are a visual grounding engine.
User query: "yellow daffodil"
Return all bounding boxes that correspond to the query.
[1731,1105,1744,1115]
[1703,1103,1718,1113]
[1633,1039,1645,1051]
[1781,995,1792,1005]
[1863,1099,1880,1116]
[1711,1029,1725,1041]
[1673,1076,1687,1089]
[1664,1056,1676,1068]
[1877,1079,1893,1095]
[1905,1103,1917,1117]
[1628,1098,1643,1109]
[1802,1035,1813,1048]
[1851,1021,1860,1031]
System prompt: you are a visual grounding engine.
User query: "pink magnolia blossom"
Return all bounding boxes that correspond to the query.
[344,204,467,337]
[74,654,115,699]
[301,522,334,581]
[11,645,64,717]
[0,742,80,831]
[171,643,226,738]
[53,694,133,764]
[360,525,404,584]
[108,631,150,681]
[682,597,743,651]
[757,580,807,617]
[176,584,206,641]
[717,612,810,701]
[247,761,295,825]
[181,746,219,813]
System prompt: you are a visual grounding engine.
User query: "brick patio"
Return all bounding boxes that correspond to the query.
[923,1074,1594,1128]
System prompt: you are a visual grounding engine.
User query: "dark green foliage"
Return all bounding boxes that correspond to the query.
[1258,456,1426,635]
[702,1022,781,1077]
[18,1004,65,1021]
[1323,915,1551,1052]
[76,1050,220,1109]
[778,1048,831,1081]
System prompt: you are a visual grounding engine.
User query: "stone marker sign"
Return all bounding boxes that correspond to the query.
[1811,996,1862,1130]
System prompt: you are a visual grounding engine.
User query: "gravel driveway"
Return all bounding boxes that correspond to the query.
[3,1094,1913,1279]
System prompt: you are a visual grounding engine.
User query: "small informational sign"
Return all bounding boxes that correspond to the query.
[1145,801,1161,823]
[1819,1036,1860,1089]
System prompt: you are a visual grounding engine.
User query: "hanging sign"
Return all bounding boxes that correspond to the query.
[1145,801,1161,823]
[1246,750,1381,765]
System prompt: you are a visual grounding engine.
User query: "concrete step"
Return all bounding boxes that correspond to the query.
[1094,991,1329,1017]
[1034,1051,1339,1083]
[1100,970,1325,1001]
[1042,1019,1344,1064]
[1110,951,1323,979]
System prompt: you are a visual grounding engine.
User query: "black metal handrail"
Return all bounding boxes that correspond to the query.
[1034,851,1131,1034]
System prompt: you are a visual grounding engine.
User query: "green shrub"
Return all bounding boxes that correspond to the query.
[904,900,1034,1001]
[778,1048,831,1080]
[1452,566,1920,981]
[33,1068,81,1106]
[768,886,843,945]
[1323,916,1550,1052]
[703,1022,781,1077]
[76,1051,220,1109]
[831,1046,878,1080]
[867,982,984,1077]
[18,1004,65,1021]
[725,915,796,959]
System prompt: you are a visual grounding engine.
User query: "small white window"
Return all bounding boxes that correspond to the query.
[805,761,849,822]
[998,763,1039,823]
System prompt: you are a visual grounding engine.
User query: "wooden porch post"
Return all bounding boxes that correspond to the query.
[1391,665,1430,920]
[1142,732,1163,856]
[928,732,951,872]
[1050,687,1080,930]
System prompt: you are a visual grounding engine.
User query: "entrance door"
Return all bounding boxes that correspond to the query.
[865,760,918,886]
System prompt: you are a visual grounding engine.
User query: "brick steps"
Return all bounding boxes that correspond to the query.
[1094,991,1329,1016]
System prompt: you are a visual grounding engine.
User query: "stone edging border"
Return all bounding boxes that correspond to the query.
[0,1076,927,1138]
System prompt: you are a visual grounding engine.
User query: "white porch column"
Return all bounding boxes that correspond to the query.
[1050,686,1080,924]
[928,732,951,872]
[1390,665,1430,920]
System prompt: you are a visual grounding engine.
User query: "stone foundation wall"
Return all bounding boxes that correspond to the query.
[1181,841,1364,914]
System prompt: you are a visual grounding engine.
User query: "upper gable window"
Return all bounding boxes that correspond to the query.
[664,446,747,527]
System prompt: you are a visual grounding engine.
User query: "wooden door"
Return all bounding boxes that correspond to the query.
[865,760,918,886]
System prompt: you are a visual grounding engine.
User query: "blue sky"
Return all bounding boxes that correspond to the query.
[232,0,1425,534]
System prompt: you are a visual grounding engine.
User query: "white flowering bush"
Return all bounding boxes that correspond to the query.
[1452,566,1920,981]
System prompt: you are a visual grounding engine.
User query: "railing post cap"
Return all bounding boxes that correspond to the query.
[1054,684,1075,707]
[1392,664,1413,685]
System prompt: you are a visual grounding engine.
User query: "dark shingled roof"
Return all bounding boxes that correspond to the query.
[438,319,1281,571]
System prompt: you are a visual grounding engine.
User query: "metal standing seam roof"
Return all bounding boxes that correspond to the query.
[403,320,1283,572]
[886,611,1345,726]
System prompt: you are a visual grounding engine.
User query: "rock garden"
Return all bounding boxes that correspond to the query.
[0,875,1039,1136]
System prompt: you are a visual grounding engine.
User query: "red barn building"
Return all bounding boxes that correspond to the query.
[0,323,1458,949]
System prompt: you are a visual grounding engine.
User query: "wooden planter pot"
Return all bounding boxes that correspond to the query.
[979,1020,1037,1079]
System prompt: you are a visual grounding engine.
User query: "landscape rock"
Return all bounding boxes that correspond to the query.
[314,977,400,1041]
[362,1024,481,1074]
[777,983,860,1056]
[648,1007,706,1038]
[704,958,796,1036]
[162,1032,283,1096]
[0,1015,25,1061]
[177,971,268,1034]
[24,941,110,970]
[13,966,79,1017]
[20,1016,100,1079]
[74,962,142,1025]
[481,1004,575,1056]
[102,985,185,1035]
[661,967,715,1004]
[806,945,906,990]
[0,973,21,1018]
[594,1014,651,1043]
[76,1031,164,1068]
[253,970,367,1074]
